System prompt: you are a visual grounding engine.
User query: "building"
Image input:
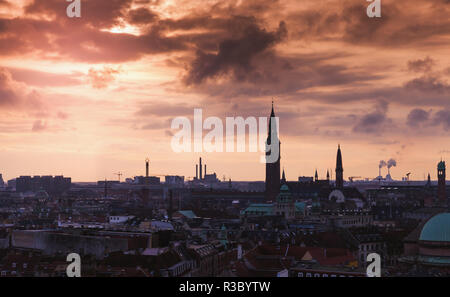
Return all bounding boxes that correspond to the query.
[401,212,450,274]
[265,102,280,202]
[438,160,446,205]
[241,185,306,220]
[15,175,71,194]
[335,145,344,190]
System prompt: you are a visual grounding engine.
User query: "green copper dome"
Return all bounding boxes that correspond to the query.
[420,213,450,242]
[280,184,289,191]
[438,161,446,170]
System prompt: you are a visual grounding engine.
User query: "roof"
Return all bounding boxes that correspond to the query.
[420,212,450,242]
[241,204,273,215]
[175,210,197,219]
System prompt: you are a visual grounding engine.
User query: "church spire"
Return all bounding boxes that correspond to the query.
[335,144,344,189]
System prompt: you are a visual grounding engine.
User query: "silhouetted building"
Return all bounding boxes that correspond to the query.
[438,160,446,205]
[265,102,280,201]
[335,145,344,189]
[16,175,71,194]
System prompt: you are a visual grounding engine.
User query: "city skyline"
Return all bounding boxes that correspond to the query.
[0,0,449,182]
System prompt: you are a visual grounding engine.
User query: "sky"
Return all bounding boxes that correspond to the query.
[0,0,449,182]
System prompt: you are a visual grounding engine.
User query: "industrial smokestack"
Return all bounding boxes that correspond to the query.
[145,158,149,177]
[196,165,198,179]
[379,160,387,176]
[199,157,202,180]
[204,164,206,177]
[387,158,397,174]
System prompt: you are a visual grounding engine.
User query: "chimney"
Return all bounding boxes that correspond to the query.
[199,157,202,180]
[145,158,149,178]
[204,164,207,177]
[196,165,198,179]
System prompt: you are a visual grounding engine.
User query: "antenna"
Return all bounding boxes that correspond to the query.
[114,172,123,182]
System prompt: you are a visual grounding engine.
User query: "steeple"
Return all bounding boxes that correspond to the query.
[265,101,281,201]
[315,169,318,182]
[335,144,344,189]
[281,168,286,184]
[267,99,278,144]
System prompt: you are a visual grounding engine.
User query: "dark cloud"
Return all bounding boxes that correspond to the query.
[127,7,158,24]
[184,19,287,85]
[408,57,435,73]
[432,109,450,130]
[406,108,430,127]
[405,75,450,93]
[352,101,391,134]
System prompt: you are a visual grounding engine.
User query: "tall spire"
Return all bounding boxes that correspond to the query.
[265,101,281,202]
[281,168,286,184]
[315,169,318,182]
[335,144,344,189]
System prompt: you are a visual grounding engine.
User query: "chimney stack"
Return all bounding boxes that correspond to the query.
[199,157,203,180]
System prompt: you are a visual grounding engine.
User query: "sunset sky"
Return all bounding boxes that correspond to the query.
[0,0,449,182]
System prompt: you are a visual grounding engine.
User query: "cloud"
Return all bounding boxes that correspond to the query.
[406,108,430,127]
[408,57,435,73]
[405,75,450,93]
[432,109,450,130]
[184,19,287,85]
[352,101,392,134]
[88,67,120,89]
[127,7,158,25]
[31,119,47,132]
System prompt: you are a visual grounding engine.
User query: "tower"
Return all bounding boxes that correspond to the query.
[145,158,149,178]
[326,170,330,183]
[438,160,446,205]
[315,169,318,182]
[199,157,203,180]
[281,168,286,185]
[335,144,344,189]
[265,101,281,201]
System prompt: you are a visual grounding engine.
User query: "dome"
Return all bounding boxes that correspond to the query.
[420,213,450,242]
[280,184,289,192]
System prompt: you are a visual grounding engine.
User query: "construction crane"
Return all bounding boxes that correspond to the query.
[114,172,123,182]
[348,176,361,183]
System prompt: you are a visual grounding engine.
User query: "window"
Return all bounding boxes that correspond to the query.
[12,263,16,268]
[306,273,312,277]
[314,273,320,277]
[298,272,304,277]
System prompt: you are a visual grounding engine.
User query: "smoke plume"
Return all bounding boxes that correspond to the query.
[387,158,397,168]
